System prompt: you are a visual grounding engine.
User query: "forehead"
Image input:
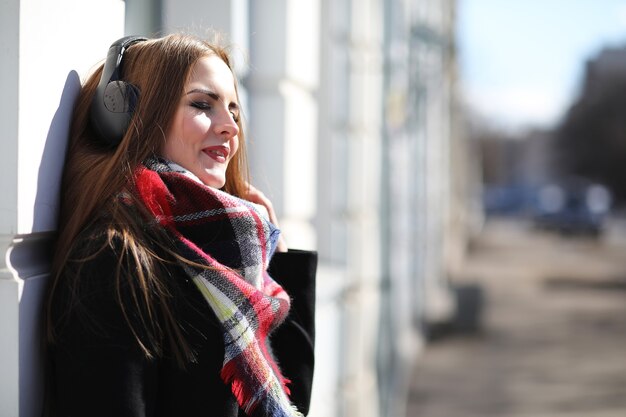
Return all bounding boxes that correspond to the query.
[186,55,236,96]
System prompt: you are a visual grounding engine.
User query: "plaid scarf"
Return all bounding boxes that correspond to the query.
[134,158,303,417]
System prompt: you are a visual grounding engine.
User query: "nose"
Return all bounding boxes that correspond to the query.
[214,109,239,138]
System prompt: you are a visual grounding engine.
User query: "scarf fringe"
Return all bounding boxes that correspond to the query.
[222,361,303,417]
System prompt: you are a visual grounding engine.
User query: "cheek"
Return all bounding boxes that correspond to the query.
[176,110,210,143]
[181,114,202,142]
[161,131,178,160]
[190,113,212,132]
[163,112,185,154]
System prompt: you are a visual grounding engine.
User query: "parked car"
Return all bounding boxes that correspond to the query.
[483,184,535,217]
[532,178,611,237]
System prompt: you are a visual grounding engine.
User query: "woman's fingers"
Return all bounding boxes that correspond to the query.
[244,183,288,252]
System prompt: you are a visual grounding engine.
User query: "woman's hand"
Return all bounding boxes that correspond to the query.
[243,183,288,252]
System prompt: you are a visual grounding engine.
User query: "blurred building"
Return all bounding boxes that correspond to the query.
[480,130,557,187]
[0,1,473,416]
[583,44,626,97]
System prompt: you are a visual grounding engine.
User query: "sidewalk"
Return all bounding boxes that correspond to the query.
[406,219,626,417]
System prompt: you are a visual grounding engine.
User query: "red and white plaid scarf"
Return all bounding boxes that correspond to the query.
[134,158,302,416]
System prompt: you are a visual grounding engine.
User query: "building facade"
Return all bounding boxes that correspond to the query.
[0,1,470,416]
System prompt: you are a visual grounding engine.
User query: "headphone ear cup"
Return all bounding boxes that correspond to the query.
[90,80,140,147]
[89,36,147,148]
[103,81,139,114]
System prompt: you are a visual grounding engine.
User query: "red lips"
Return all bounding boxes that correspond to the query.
[203,145,229,163]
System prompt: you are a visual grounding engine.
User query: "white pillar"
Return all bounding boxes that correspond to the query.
[161,0,249,76]
[319,0,384,416]
[246,0,320,251]
[343,2,384,416]
[0,1,125,415]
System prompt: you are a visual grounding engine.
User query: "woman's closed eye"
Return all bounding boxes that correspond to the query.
[191,101,211,111]
[190,101,239,123]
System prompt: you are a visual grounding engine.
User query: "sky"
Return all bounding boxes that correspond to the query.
[457,0,626,132]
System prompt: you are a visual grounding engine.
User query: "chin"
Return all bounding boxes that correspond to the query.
[201,175,226,189]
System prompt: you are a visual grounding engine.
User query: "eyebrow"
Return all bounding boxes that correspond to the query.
[186,88,239,111]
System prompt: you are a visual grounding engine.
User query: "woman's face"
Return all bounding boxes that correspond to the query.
[162,55,240,188]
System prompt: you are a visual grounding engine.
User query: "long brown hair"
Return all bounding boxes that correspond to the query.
[45,33,249,365]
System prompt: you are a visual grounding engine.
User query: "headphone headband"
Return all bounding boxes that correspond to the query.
[90,36,148,147]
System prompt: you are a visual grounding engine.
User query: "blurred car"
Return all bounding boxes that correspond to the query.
[532,179,612,237]
[483,184,535,217]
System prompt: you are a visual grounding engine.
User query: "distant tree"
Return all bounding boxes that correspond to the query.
[556,48,626,205]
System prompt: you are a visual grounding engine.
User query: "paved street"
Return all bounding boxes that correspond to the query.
[407,219,626,417]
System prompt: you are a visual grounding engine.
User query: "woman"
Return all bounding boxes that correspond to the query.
[45,34,316,417]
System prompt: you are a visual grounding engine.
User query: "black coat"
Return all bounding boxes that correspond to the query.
[48,235,317,417]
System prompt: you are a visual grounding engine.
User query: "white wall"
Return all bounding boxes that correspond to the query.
[0,1,125,415]
[162,0,249,76]
[318,1,384,416]
[246,0,319,251]
[378,2,462,417]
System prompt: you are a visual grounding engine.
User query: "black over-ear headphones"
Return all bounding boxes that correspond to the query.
[90,35,148,147]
